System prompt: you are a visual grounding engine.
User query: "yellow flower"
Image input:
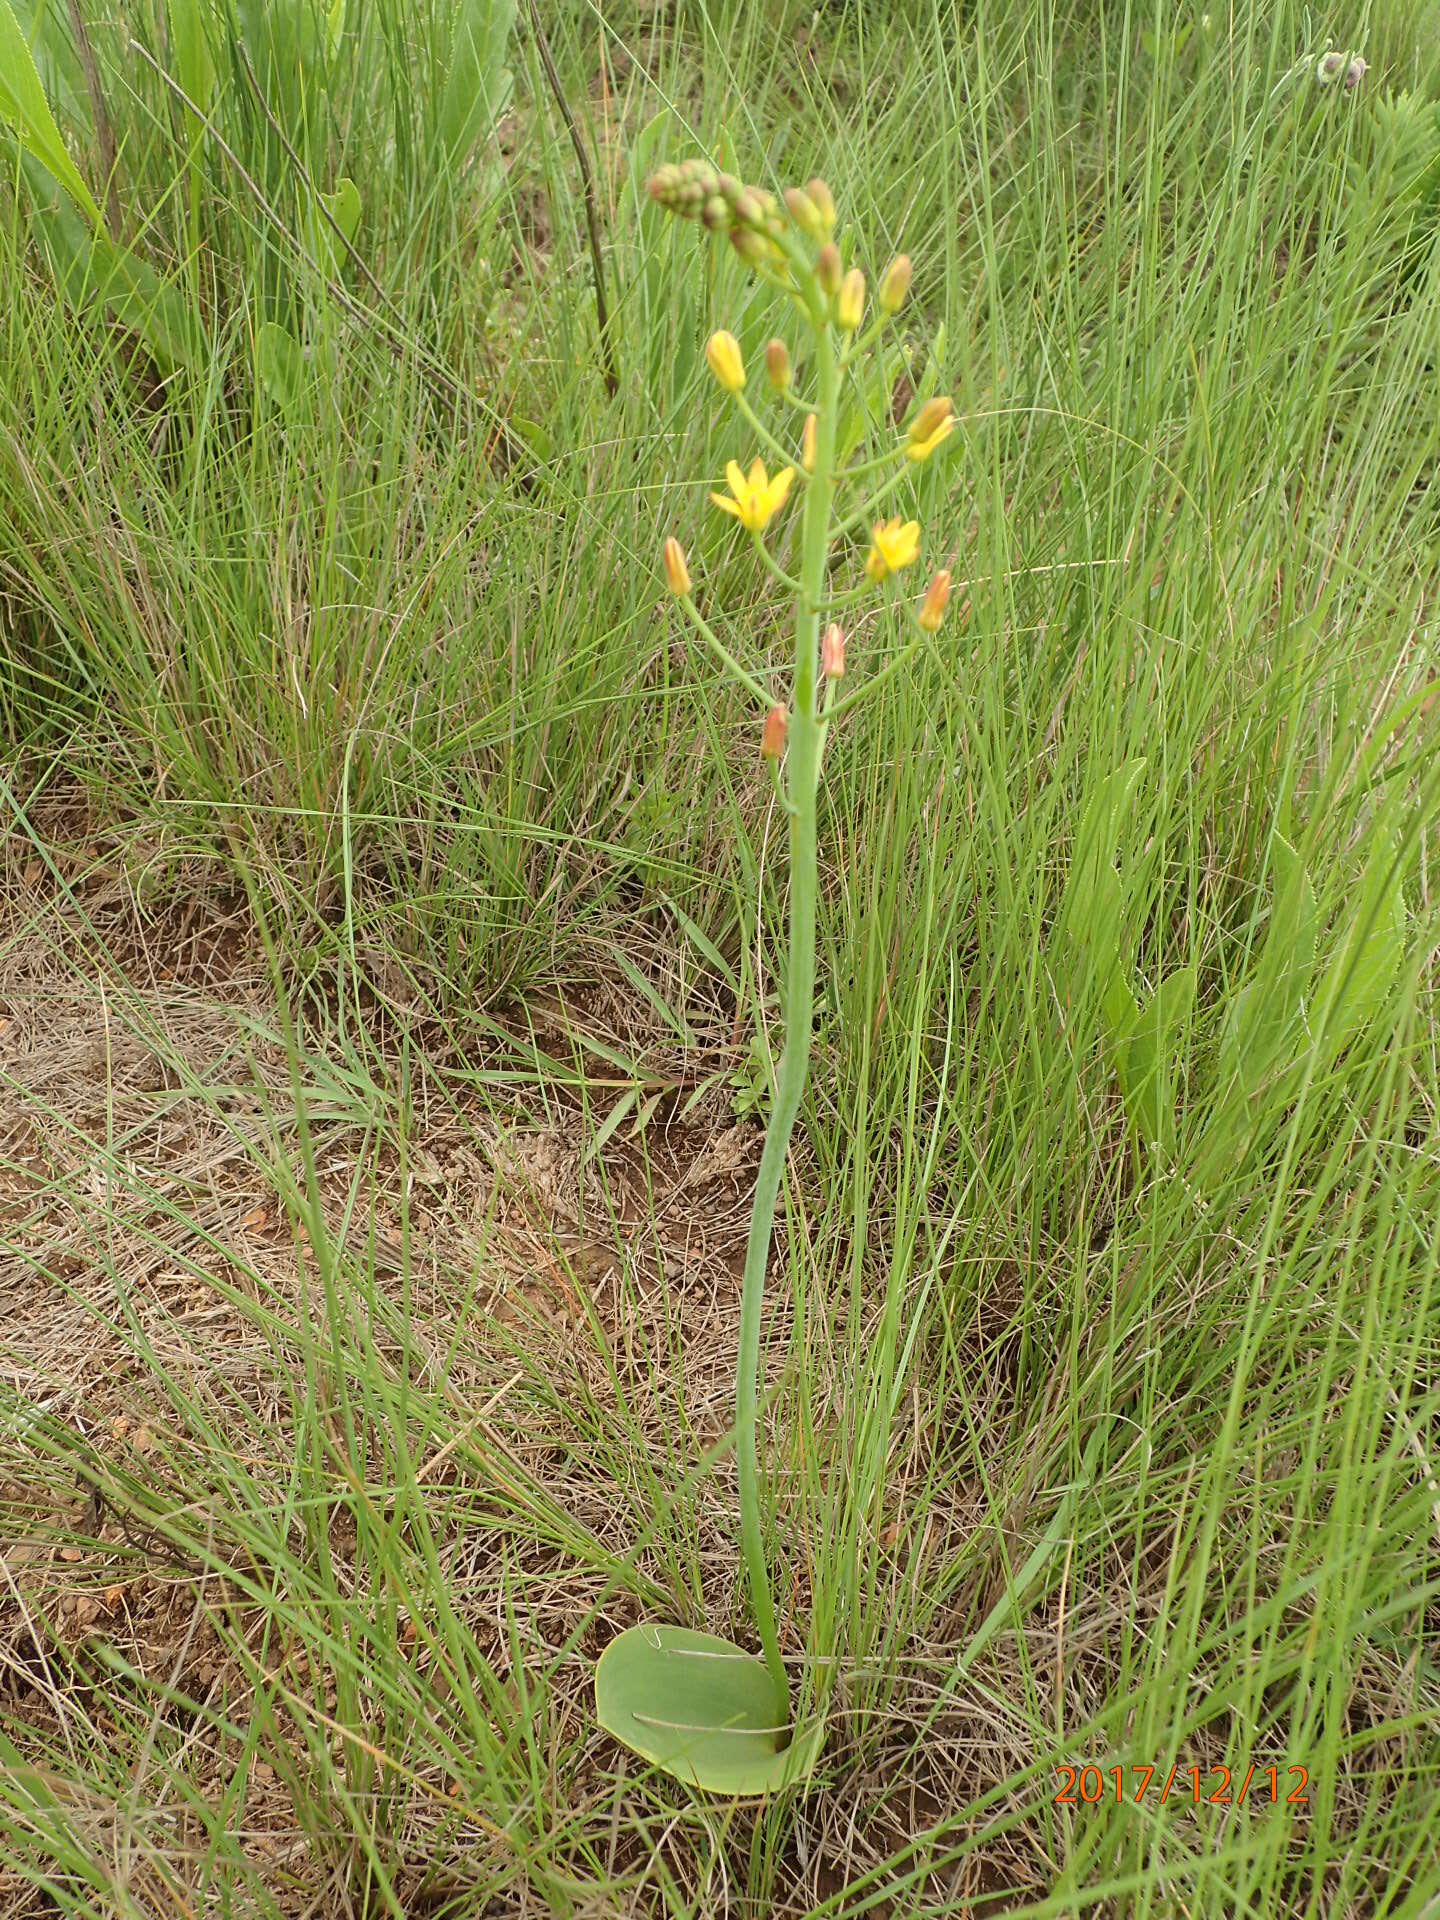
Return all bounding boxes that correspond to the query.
[865,517,921,582]
[705,330,746,393]
[879,254,912,314]
[710,457,796,533]
[838,268,866,332]
[906,395,955,462]
[662,537,691,596]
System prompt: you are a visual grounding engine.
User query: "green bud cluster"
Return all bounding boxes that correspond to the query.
[649,161,805,268]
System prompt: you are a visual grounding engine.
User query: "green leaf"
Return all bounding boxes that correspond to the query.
[1061,758,1147,1043]
[323,175,361,251]
[1121,964,1197,1156]
[434,0,516,173]
[595,1626,824,1795]
[20,152,203,374]
[508,415,553,463]
[256,320,311,423]
[1314,833,1406,1054]
[324,0,345,60]
[166,0,215,115]
[1218,832,1317,1101]
[0,0,103,227]
[236,0,324,152]
[9,0,90,136]
[582,1084,638,1165]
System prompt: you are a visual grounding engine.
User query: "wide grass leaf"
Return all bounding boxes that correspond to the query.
[1061,758,1147,1044]
[256,321,311,423]
[1314,832,1407,1054]
[435,0,516,174]
[0,0,103,227]
[1121,964,1197,1158]
[595,1626,823,1795]
[20,152,203,374]
[166,0,215,115]
[1219,831,1318,1103]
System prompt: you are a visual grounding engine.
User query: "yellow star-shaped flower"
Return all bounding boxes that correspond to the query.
[865,517,921,582]
[710,457,796,534]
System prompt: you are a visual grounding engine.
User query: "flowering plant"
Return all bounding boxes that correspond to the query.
[595,160,954,1794]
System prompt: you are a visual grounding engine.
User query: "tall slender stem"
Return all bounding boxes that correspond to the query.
[734,304,836,1736]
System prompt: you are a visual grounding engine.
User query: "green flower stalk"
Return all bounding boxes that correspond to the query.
[595,160,955,1793]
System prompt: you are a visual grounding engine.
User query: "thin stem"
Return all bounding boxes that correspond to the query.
[734,283,835,1738]
[835,463,913,539]
[837,307,890,372]
[841,442,909,483]
[527,0,618,397]
[828,615,933,721]
[768,756,798,817]
[734,389,803,473]
[750,529,803,596]
[679,597,774,710]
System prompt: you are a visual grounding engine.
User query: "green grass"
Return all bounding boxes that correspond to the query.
[2,0,1440,1911]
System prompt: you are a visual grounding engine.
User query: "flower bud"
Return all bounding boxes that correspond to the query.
[730,227,771,265]
[765,337,791,390]
[701,194,731,232]
[784,186,824,237]
[910,396,952,440]
[1344,55,1367,89]
[906,394,955,461]
[801,412,818,473]
[663,537,691,597]
[705,329,746,393]
[821,622,845,679]
[649,160,720,217]
[837,268,866,331]
[879,253,912,313]
[761,704,788,759]
[805,178,836,230]
[1316,49,1343,85]
[917,569,952,633]
[816,243,842,296]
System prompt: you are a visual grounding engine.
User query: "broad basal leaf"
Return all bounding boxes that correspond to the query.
[596,1625,824,1796]
[0,0,103,227]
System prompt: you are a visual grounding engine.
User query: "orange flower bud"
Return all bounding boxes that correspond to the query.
[917,569,952,632]
[837,267,866,332]
[663,537,691,597]
[801,412,818,472]
[821,622,845,679]
[815,243,842,296]
[765,337,791,390]
[879,253,912,313]
[805,178,836,230]
[761,704,788,759]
